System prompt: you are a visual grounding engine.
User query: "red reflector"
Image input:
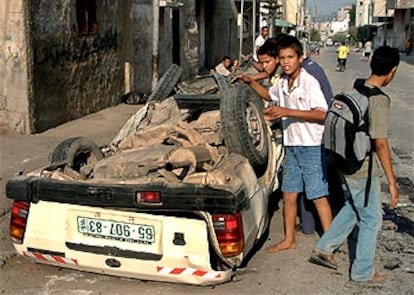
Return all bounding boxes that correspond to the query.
[212,213,244,257]
[10,201,30,243]
[139,191,161,203]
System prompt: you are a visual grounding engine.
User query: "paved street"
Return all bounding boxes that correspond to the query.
[0,47,413,294]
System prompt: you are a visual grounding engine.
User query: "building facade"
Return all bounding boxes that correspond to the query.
[1,0,256,134]
[356,0,373,27]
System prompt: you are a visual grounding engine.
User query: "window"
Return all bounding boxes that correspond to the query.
[76,0,98,35]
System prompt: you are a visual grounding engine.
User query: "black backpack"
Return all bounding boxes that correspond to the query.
[324,79,387,206]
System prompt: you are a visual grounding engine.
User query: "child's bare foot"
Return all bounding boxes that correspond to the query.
[267,241,296,253]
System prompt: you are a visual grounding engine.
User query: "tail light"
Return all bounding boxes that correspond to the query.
[10,201,30,244]
[212,213,244,257]
[136,191,162,205]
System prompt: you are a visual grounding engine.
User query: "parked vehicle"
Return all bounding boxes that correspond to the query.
[325,38,333,46]
[6,65,284,286]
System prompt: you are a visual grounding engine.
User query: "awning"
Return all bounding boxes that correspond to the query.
[274,19,295,28]
[370,22,388,27]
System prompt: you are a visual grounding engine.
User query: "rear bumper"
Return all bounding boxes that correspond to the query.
[6,175,247,214]
[16,248,233,285]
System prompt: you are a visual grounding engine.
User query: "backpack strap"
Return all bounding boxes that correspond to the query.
[364,150,373,207]
[353,78,388,99]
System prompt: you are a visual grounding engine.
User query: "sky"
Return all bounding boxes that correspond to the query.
[307,0,354,20]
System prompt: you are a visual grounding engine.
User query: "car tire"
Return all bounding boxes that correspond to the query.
[220,86,269,171]
[147,64,183,102]
[51,137,104,171]
[212,73,229,92]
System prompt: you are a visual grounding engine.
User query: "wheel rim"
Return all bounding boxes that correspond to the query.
[72,150,100,171]
[245,100,265,152]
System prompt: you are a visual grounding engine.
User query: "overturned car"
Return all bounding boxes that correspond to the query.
[6,65,284,285]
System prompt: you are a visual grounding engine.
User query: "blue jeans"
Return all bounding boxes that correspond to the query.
[314,176,382,281]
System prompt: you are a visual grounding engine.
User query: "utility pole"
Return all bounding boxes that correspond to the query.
[384,0,389,45]
[253,0,256,51]
[239,0,245,62]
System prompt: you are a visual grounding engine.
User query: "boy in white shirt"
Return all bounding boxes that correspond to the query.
[239,35,333,253]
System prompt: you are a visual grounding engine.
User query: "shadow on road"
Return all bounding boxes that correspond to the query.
[400,53,414,65]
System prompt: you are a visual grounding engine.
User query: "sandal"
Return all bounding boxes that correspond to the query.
[309,252,338,270]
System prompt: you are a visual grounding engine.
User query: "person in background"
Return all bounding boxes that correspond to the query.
[362,40,372,61]
[298,39,335,235]
[211,56,239,77]
[405,37,413,56]
[252,26,270,71]
[239,35,333,253]
[301,40,333,104]
[309,46,400,283]
[336,41,350,71]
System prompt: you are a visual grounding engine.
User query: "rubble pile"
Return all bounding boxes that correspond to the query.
[378,195,414,275]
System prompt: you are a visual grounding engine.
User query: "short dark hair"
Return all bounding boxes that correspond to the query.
[275,35,303,57]
[370,46,400,76]
[257,34,288,58]
[257,39,278,58]
[261,26,269,31]
[222,56,231,61]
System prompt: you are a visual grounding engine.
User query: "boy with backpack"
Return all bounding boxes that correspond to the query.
[309,46,400,283]
[239,35,333,253]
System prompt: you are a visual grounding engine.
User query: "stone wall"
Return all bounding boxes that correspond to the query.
[0,0,245,134]
[0,1,31,134]
[29,0,127,133]
[131,0,199,95]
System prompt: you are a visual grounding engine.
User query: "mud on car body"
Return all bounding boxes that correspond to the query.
[6,65,284,286]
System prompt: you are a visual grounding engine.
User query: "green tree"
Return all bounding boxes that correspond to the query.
[349,4,356,27]
[333,32,347,43]
[348,26,359,44]
[310,28,321,42]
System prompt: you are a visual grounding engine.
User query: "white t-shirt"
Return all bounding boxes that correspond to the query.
[269,68,328,146]
[253,35,266,62]
[215,63,230,76]
[364,41,372,53]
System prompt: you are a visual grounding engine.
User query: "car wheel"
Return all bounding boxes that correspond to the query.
[147,64,183,102]
[51,137,104,172]
[212,73,229,92]
[220,86,269,172]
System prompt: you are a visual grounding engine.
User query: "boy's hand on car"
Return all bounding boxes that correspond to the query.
[263,106,287,121]
[236,73,252,84]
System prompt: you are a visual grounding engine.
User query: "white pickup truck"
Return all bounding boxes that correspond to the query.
[6,66,284,286]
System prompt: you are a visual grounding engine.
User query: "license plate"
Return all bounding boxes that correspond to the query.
[77,216,155,244]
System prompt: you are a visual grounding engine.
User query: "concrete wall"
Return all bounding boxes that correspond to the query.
[396,0,414,8]
[393,8,413,50]
[131,0,199,94]
[30,0,128,133]
[0,1,31,134]
[179,1,199,77]
[131,1,154,95]
[1,0,243,134]
[204,1,240,69]
[356,0,372,27]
